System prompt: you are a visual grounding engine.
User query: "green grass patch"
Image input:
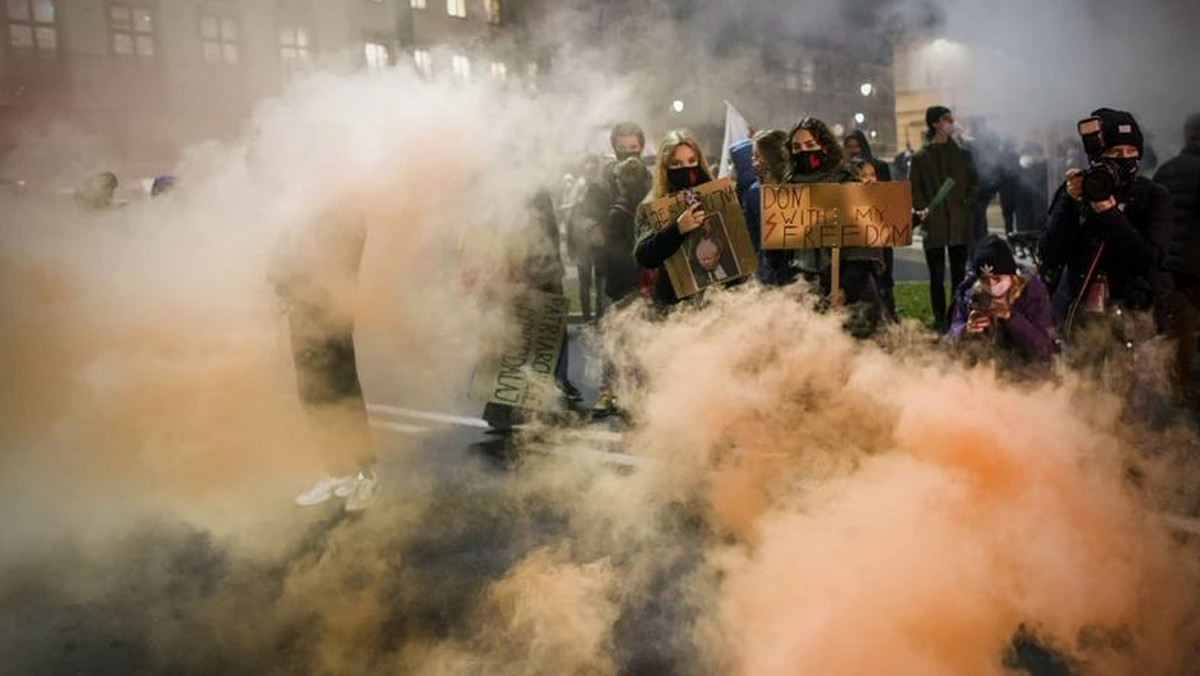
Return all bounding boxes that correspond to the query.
[894,281,949,331]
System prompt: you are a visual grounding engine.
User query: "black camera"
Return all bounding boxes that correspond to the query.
[1077,116,1126,202]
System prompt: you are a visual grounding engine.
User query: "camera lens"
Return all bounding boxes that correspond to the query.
[1082,161,1119,202]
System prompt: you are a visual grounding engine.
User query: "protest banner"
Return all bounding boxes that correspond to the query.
[640,177,758,299]
[760,182,913,250]
[470,289,568,412]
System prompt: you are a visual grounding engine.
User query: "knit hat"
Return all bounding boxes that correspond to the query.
[972,235,1017,276]
[925,105,952,129]
[1089,107,1144,159]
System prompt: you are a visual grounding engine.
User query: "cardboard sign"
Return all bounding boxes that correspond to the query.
[640,177,758,298]
[470,289,567,411]
[761,182,913,250]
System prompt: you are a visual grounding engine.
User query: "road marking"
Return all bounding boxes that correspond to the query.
[369,419,430,435]
[368,403,491,429]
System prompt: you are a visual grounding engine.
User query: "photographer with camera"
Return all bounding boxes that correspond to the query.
[948,235,1054,367]
[1041,108,1173,342]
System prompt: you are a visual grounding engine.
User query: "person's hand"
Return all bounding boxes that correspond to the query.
[966,310,991,334]
[1090,196,1117,213]
[1065,169,1084,202]
[677,202,706,234]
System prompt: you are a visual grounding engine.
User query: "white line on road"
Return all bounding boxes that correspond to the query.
[369,419,430,435]
[368,403,491,429]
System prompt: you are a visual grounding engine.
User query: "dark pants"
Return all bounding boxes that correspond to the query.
[1172,274,1200,404]
[925,245,968,330]
[288,324,374,472]
[577,256,606,321]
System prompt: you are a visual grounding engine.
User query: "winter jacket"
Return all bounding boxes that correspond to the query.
[1041,176,1173,324]
[1156,147,1200,278]
[603,197,640,299]
[948,266,1054,364]
[729,139,792,284]
[910,140,979,248]
[634,206,688,307]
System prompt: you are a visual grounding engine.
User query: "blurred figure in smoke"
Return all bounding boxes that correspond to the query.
[948,235,1054,368]
[1156,112,1200,406]
[911,105,979,332]
[567,154,607,322]
[788,117,886,334]
[150,174,176,198]
[1042,108,1173,345]
[634,130,715,307]
[1014,141,1049,234]
[846,129,898,321]
[572,122,647,321]
[964,120,1016,250]
[74,171,120,210]
[729,129,794,285]
[270,213,378,511]
[892,141,913,181]
[592,156,652,418]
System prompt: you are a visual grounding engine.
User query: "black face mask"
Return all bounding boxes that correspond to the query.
[667,166,707,191]
[792,149,828,175]
[1113,157,1139,186]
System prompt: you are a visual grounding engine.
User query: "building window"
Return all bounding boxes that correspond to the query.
[446,0,465,19]
[799,58,816,93]
[413,48,431,76]
[7,0,57,54]
[109,4,154,58]
[784,71,799,91]
[279,24,311,67]
[451,53,470,81]
[364,40,390,70]
[200,14,239,65]
[411,0,425,8]
[489,60,506,82]
[484,0,501,24]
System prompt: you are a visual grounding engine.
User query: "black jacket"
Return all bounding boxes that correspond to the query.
[634,205,687,306]
[910,140,978,248]
[845,130,893,182]
[604,197,640,299]
[1156,147,1200,278]
[1041,176,1173,322]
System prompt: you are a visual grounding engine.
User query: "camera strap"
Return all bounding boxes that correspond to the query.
[1064,242,1106,342]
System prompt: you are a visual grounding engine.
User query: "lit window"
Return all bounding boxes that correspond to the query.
[110,4,154,57]
[451,53,470,81]
[200,14,239,65]
[446,0,465,18]
[784,71,799,91]
[484,0,500,24]
[413,49,431,76]
[799,58,816,93]
[364,40,390,71]
[7,0,57,53]
[279,24,312,68]
[489,61,506,82]
[411,0,425,8]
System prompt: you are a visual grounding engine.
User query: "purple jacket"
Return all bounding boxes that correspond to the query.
[948,266,1055,363]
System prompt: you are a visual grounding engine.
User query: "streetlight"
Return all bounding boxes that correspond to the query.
[671,99,684,113]
[859,82,873,97]
[854,112,866,125]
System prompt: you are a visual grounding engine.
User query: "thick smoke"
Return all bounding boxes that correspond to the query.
[2,2,1200,674]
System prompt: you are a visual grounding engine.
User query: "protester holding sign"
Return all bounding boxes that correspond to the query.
[787,117,886,331]
[634,130,716,307]
[853,157,896,321]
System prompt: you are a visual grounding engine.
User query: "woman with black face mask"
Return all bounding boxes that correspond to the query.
[634,130,716,307]
[787,117,887,334]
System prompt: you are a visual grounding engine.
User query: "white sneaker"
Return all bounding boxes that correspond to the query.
[344,470,378,512]
[295,475,356,507]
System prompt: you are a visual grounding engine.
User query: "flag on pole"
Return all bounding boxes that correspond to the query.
[717,100,752,179]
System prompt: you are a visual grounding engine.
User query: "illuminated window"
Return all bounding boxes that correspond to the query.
[200,14,240,65]
[484,0,501,24]
[413,48,431,76]
[364,40,390,70]
[279,24,311,67]
[411,0,425,8]
[489,60,506,82]
[109,4,154,57]
[799,58,816,93]
[446,0,465,18]
[451,54,470,81]
[7,0,57,54]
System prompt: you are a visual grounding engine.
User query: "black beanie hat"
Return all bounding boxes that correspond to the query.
[972,235,1017,276]
[925,105,951,129]
[1089,107,1144,159]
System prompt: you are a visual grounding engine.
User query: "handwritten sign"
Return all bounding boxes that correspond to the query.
[470,289,567,411]
[639,177,758,298]
[761,182,913,250]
